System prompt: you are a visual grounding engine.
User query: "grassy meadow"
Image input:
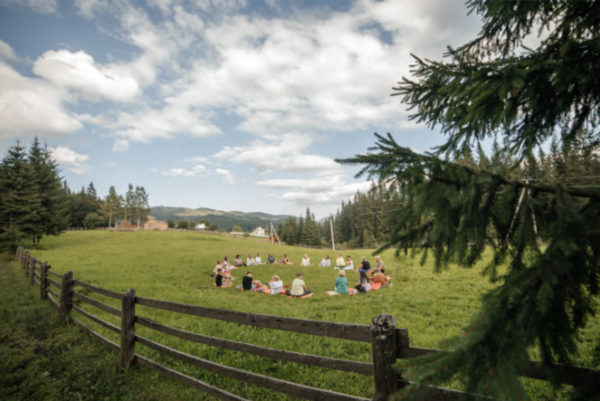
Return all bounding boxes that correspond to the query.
[20,230,599,400]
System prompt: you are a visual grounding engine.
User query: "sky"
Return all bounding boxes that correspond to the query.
[0,0,488,218]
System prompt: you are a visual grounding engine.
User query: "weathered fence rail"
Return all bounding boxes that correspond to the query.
[15,246,600,401]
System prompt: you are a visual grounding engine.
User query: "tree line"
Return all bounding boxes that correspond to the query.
[0,138,152,253]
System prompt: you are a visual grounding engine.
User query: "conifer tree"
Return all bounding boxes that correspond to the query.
[296,217,304,245]
[29,139,70,243]
[0,142,41,252]
[338,1,600,399]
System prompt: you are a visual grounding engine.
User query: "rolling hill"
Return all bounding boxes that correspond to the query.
[148,206,291,231]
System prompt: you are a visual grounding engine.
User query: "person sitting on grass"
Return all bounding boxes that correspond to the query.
[267,253,275,264]
[327,270,354,295]
[269,275,284,295]
[215,268,232,287]
[289,273,311,297]
[212,260,223,277]
[358,256,371,273]
[281,254,295,265]
[255,253,262,264]
[371,269,388,286]
[355,270,371,293]
[223,256,231,268]
[374,256,385,273]
[343,256,355,271]
[235,255,245,267]
[319,255,331,267]
[247,254,256,266]
[241,271,265,292]
[300,254,313,266]
[335,253,345,268]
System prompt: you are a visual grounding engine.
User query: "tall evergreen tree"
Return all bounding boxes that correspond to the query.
[338,1,600,399]
[29,139,70,243]
[0,142,41,252]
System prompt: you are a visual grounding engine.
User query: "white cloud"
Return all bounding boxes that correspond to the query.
[33,50,140,102]
[214,133,338,173]
[258,174,374,206]
[215,168,235,185]
[185,156,211,164]
[0,61,82,139]
[161,168,196,177]
[48,146,91,174]
[159,164,207,177]
[73,0,108,18]
[0,40,18,61]
[112,139,129,152]
[113,103,222,143]
[0,0,57,14]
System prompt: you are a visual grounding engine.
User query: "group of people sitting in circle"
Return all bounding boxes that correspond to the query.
[212,253,391,297]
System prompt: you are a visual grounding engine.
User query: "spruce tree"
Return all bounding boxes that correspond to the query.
[338,1,600,399]
[29,139,70,243]
[0,142,41,252]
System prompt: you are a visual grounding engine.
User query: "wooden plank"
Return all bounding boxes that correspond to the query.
[73,305,121,334]
[47,277,62,290]
[74,279,123,300]
[397,347,600,387]
[397,381,486,400]
[120,288,136,371]
[36,259,44,266]
[398,346,437,359]
[34,272,40,279]
[137,316,373,375]
[72,316,120,352]
[136,355,249,401]
[48,293,60,310]
[136,296,371,342]
[73,291,121,317]
[48,287,59,298]
[136,335,371,401]
[521,360,600,388]
[34,278,40,286]
[47,270,63,279]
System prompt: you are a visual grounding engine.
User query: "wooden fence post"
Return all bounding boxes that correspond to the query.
[120,288,136,372]
[40,262,48,299]
[371,313,398,401]
[29,256,35,285]
[58,270,74,323]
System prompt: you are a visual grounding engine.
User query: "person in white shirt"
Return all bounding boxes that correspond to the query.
[246,254,256,266]
[343,255,355,271]
[300,254,313,266]
[255,253,262,264]
[269,275,284,295]
[319,255,331,267]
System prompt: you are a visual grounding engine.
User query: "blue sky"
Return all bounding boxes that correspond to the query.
[0,0,488,218]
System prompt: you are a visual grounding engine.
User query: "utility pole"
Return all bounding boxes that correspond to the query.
[270,222,281,245]
[330,215,335,251]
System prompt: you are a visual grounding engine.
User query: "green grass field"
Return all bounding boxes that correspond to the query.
[20,230,600,400]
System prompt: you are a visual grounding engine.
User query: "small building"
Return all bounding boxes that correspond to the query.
[143,218,168,231]
[251,226,266,236]
[195,223,206,230]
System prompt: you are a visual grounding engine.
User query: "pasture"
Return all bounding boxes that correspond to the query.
[24,230,599,400]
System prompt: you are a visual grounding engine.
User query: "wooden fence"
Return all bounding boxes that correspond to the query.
[15,246,600,401]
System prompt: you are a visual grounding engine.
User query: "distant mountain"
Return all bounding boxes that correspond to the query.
[149,206,291,231]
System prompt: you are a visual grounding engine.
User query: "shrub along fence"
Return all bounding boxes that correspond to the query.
[15,246,600,401]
